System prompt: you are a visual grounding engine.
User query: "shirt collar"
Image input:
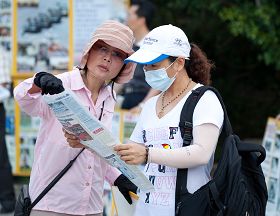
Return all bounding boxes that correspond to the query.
[69,68,112,98]
[69,68,85,90]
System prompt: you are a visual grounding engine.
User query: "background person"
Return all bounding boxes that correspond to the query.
[0,45,16,214]
[115,0,160,112]
[14,20,137,216]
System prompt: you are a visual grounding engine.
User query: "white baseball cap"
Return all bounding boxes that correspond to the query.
[124,24,191,64]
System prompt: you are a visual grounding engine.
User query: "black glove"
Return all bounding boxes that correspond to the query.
[34,72,64,95]
[114,174,137,204]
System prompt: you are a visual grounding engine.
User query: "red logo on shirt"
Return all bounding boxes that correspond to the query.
[162,144,171,149]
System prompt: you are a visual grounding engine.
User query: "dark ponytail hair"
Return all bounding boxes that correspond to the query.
[186,43,214,85]
[169,43,214,85]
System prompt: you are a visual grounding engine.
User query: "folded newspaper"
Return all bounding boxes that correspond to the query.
[43,89,154,192]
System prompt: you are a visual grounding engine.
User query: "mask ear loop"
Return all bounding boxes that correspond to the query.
[170,56,187,78]
[166,59,177,70]
[166,58,179,78]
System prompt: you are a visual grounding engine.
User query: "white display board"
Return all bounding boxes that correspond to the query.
[16,0,69,73]
[262,118,280,216]
[73,0,127,65]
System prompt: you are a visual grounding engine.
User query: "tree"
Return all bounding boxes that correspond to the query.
[151,0,280,138]
[218,0,280,70]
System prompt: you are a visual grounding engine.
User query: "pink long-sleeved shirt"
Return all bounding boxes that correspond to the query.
[14,69,121,215]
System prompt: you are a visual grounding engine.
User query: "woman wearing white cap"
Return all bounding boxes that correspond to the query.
[114,24,224,216]
[14,20,137,216]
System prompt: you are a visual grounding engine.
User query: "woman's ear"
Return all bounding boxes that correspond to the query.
[174,57,185,71]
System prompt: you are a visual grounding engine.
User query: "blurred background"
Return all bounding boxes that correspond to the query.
[0,0,279,215]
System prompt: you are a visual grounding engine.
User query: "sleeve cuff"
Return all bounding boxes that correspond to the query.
[15,77,41,100]
[105,165,122,185]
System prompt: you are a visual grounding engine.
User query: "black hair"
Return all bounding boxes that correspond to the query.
[131,0,156,30]
[109,64,126,101]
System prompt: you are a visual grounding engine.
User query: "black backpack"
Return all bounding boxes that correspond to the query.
[175,86,268,216]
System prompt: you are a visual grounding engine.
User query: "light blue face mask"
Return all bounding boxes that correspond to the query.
[144,61,177,92]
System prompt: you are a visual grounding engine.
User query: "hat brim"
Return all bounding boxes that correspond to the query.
[79,38,134,69]
[124,49,169,65]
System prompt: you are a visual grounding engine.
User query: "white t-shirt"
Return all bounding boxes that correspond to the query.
[130,84,224,216]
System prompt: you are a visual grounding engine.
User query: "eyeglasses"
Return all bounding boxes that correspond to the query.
[93,43,128,62]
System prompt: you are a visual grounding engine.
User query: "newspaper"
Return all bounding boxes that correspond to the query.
[43,89,154,192]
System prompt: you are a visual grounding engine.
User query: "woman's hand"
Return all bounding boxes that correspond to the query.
[114,143,146,165]
[129,105,142,114]
[33,72,64,95]
[63,128,85,148]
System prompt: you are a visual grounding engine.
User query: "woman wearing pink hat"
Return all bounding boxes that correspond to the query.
[14,20,137,216]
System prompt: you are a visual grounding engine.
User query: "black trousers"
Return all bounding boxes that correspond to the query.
[0,102,15,210]
[121,92,146,109]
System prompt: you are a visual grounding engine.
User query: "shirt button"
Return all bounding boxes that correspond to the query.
[85,182,90,186]
[88,165,91,169]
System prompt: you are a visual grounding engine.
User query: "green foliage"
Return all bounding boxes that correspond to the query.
[218,1,280,69]
[151,0,280,138]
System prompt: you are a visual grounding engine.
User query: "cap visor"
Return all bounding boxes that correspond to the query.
[124,49,169,64]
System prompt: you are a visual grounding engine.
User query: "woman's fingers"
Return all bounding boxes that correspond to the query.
[68,141,84,148]
[114,144,146,165]
[116,149,132,156]
[120,155,134,162]
[62,128,84,148]
[67,138,78,146]
[114,144,130,151]
[63,128,78,140]
[120,155,143,165]
[114,145,135,160]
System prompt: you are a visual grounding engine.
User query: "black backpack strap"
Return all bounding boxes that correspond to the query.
[176,86,209,208]
[237,140,266,165]
[175,86,232,210]
[179,85,232,148]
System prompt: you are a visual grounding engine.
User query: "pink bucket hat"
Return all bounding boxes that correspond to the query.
[79,20,136,84]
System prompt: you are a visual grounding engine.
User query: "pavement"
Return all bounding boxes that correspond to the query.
[0,177,27,216]
[0,209,14,216]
